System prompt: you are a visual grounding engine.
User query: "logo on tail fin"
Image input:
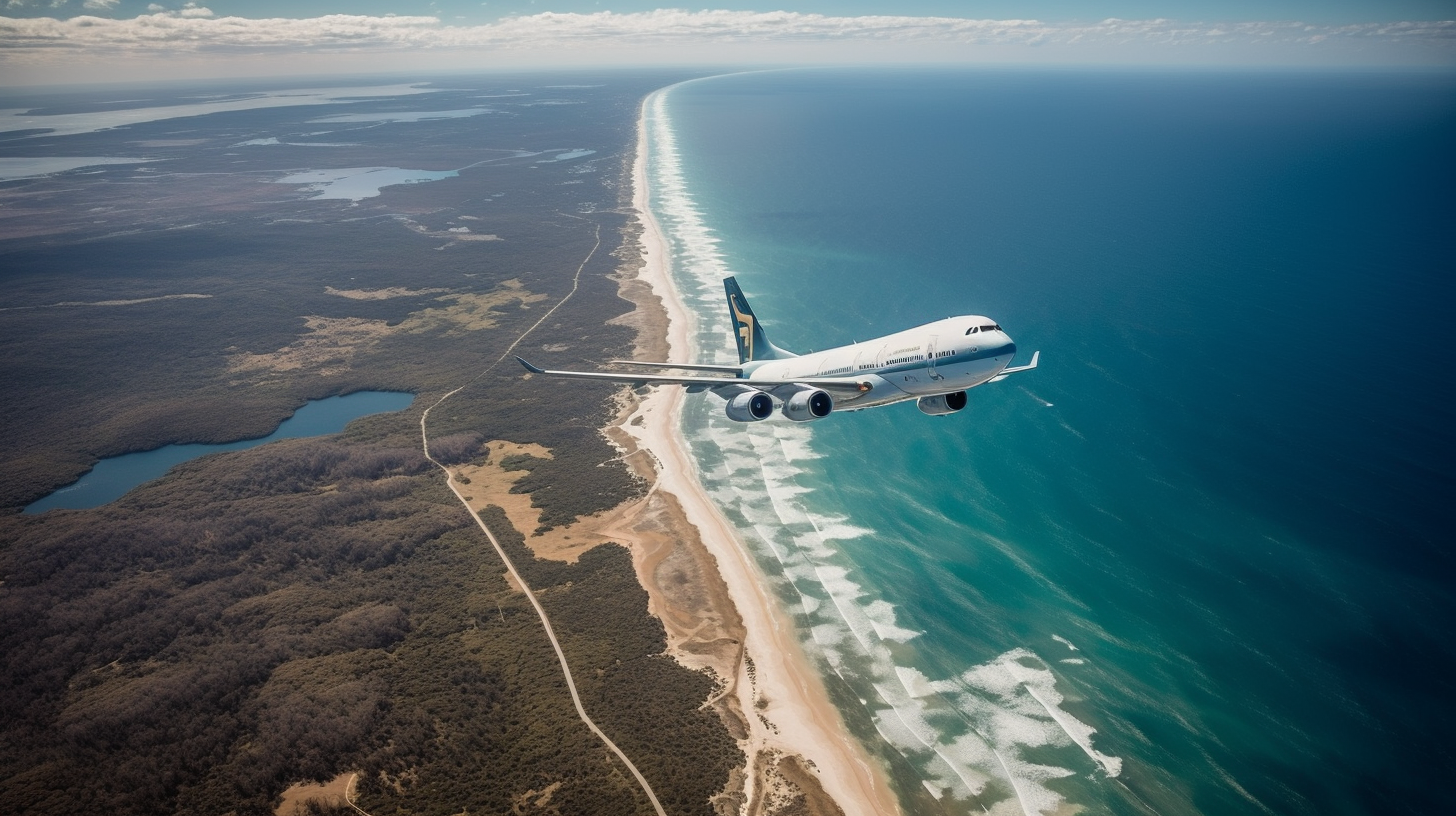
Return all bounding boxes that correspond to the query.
[724,275,796,363]
[730,294,755,362]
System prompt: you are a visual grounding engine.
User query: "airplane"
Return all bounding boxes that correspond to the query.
[515,276,1038,422]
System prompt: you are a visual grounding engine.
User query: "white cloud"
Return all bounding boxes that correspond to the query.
[132,2,213,16]
[0,10,1451,82]
[82,0,119,10]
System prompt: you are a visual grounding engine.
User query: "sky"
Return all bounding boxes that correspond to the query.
[1,1,1453,85]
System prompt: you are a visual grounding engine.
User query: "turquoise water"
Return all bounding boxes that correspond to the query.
[24,391,415,513]
[646,69,1455,815]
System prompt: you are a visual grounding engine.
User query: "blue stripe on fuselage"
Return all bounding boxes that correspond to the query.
[877,340,1015,377]
[737,339,1014,381]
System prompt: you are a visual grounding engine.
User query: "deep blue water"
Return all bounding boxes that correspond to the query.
[649,69,1455,816]
[24,391,415,513]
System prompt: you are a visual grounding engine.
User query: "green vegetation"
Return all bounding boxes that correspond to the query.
[0,438,736,815]
[0,72,736,815]
[478,506,743,814]
[0,439,461,814]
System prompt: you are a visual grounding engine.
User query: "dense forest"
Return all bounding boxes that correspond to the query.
[0,71,743,815]
[0,438,738,814]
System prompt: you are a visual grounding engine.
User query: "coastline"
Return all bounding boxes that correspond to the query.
[610,88,902,816]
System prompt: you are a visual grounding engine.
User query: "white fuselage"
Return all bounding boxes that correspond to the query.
[742,316,1017,409]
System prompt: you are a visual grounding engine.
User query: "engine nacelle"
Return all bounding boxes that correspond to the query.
[917,391,968,416]
[783,388,833,422]
[725,390,774,422]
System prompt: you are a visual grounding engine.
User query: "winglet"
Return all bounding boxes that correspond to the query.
[515,356,545,374]
[998,350,1040,377]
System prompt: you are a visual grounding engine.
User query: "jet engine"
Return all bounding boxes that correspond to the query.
[917,391,968,416]
[783,388,833,422]
[725,390,774,422]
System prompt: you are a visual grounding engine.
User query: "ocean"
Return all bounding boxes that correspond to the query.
[643,68,1456,815]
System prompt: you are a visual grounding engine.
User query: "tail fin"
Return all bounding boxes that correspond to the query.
[724,276,796,364]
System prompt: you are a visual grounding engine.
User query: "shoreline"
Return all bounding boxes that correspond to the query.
[613,88,902,816]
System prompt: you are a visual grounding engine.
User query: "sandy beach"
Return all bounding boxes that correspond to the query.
[608,91,903,816]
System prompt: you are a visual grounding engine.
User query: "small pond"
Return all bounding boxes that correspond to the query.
[25,391,415,513]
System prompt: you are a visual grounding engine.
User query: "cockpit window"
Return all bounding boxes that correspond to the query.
[982,324,1000,332]
[965,326,979,334]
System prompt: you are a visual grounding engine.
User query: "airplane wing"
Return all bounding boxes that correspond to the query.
[607,360,743,375]
[515,357,875,397]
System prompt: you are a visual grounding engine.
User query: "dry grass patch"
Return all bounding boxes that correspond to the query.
[228,315,392,376]
[396,216,503,243]
[454,440,609,564]
[324,286,449,300]
[228,279,545,376]
[274,772,355,816]
[396,280,545,337]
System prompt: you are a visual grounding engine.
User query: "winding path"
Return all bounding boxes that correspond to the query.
[418,220,669,816]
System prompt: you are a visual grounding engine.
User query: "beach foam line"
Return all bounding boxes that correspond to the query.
[624,84,901,816]
[703,431,1097,809]
[717,429,1100,811]
[1022,679,1123,777]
